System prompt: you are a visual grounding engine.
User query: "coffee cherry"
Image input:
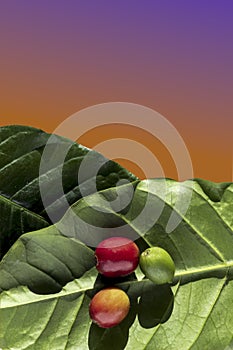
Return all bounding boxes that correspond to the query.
[89,287,130,328]
[139,247,175,284]
[95,237,139,278]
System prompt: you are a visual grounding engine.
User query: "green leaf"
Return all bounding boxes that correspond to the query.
[0,179,233,349]
[0,125,137,258]
[0,226,96,294]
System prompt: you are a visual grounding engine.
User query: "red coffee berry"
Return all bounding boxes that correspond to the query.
[95,237,140,278]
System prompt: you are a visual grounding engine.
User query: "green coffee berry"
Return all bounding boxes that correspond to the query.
[139,247,175,284]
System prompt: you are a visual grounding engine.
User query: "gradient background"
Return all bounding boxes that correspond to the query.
[0,1,232,182]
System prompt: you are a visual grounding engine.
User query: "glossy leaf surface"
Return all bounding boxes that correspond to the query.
[0,125,136,258]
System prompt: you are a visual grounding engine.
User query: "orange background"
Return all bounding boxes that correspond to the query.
[0,2,232,182]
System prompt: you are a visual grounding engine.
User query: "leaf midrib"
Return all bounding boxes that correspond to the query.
[174,261,233,278]
[2,260,233,310]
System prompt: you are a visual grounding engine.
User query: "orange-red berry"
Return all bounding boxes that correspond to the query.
[89,287,130,328]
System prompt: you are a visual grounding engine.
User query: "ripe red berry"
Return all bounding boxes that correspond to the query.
[89,287,130,328]
[95,237,140,278]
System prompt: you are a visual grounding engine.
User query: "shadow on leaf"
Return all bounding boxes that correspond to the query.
[138,281,174,328]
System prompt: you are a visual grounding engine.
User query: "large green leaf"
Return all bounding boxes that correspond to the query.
[0,179,232,349]
[0,125,136,258]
